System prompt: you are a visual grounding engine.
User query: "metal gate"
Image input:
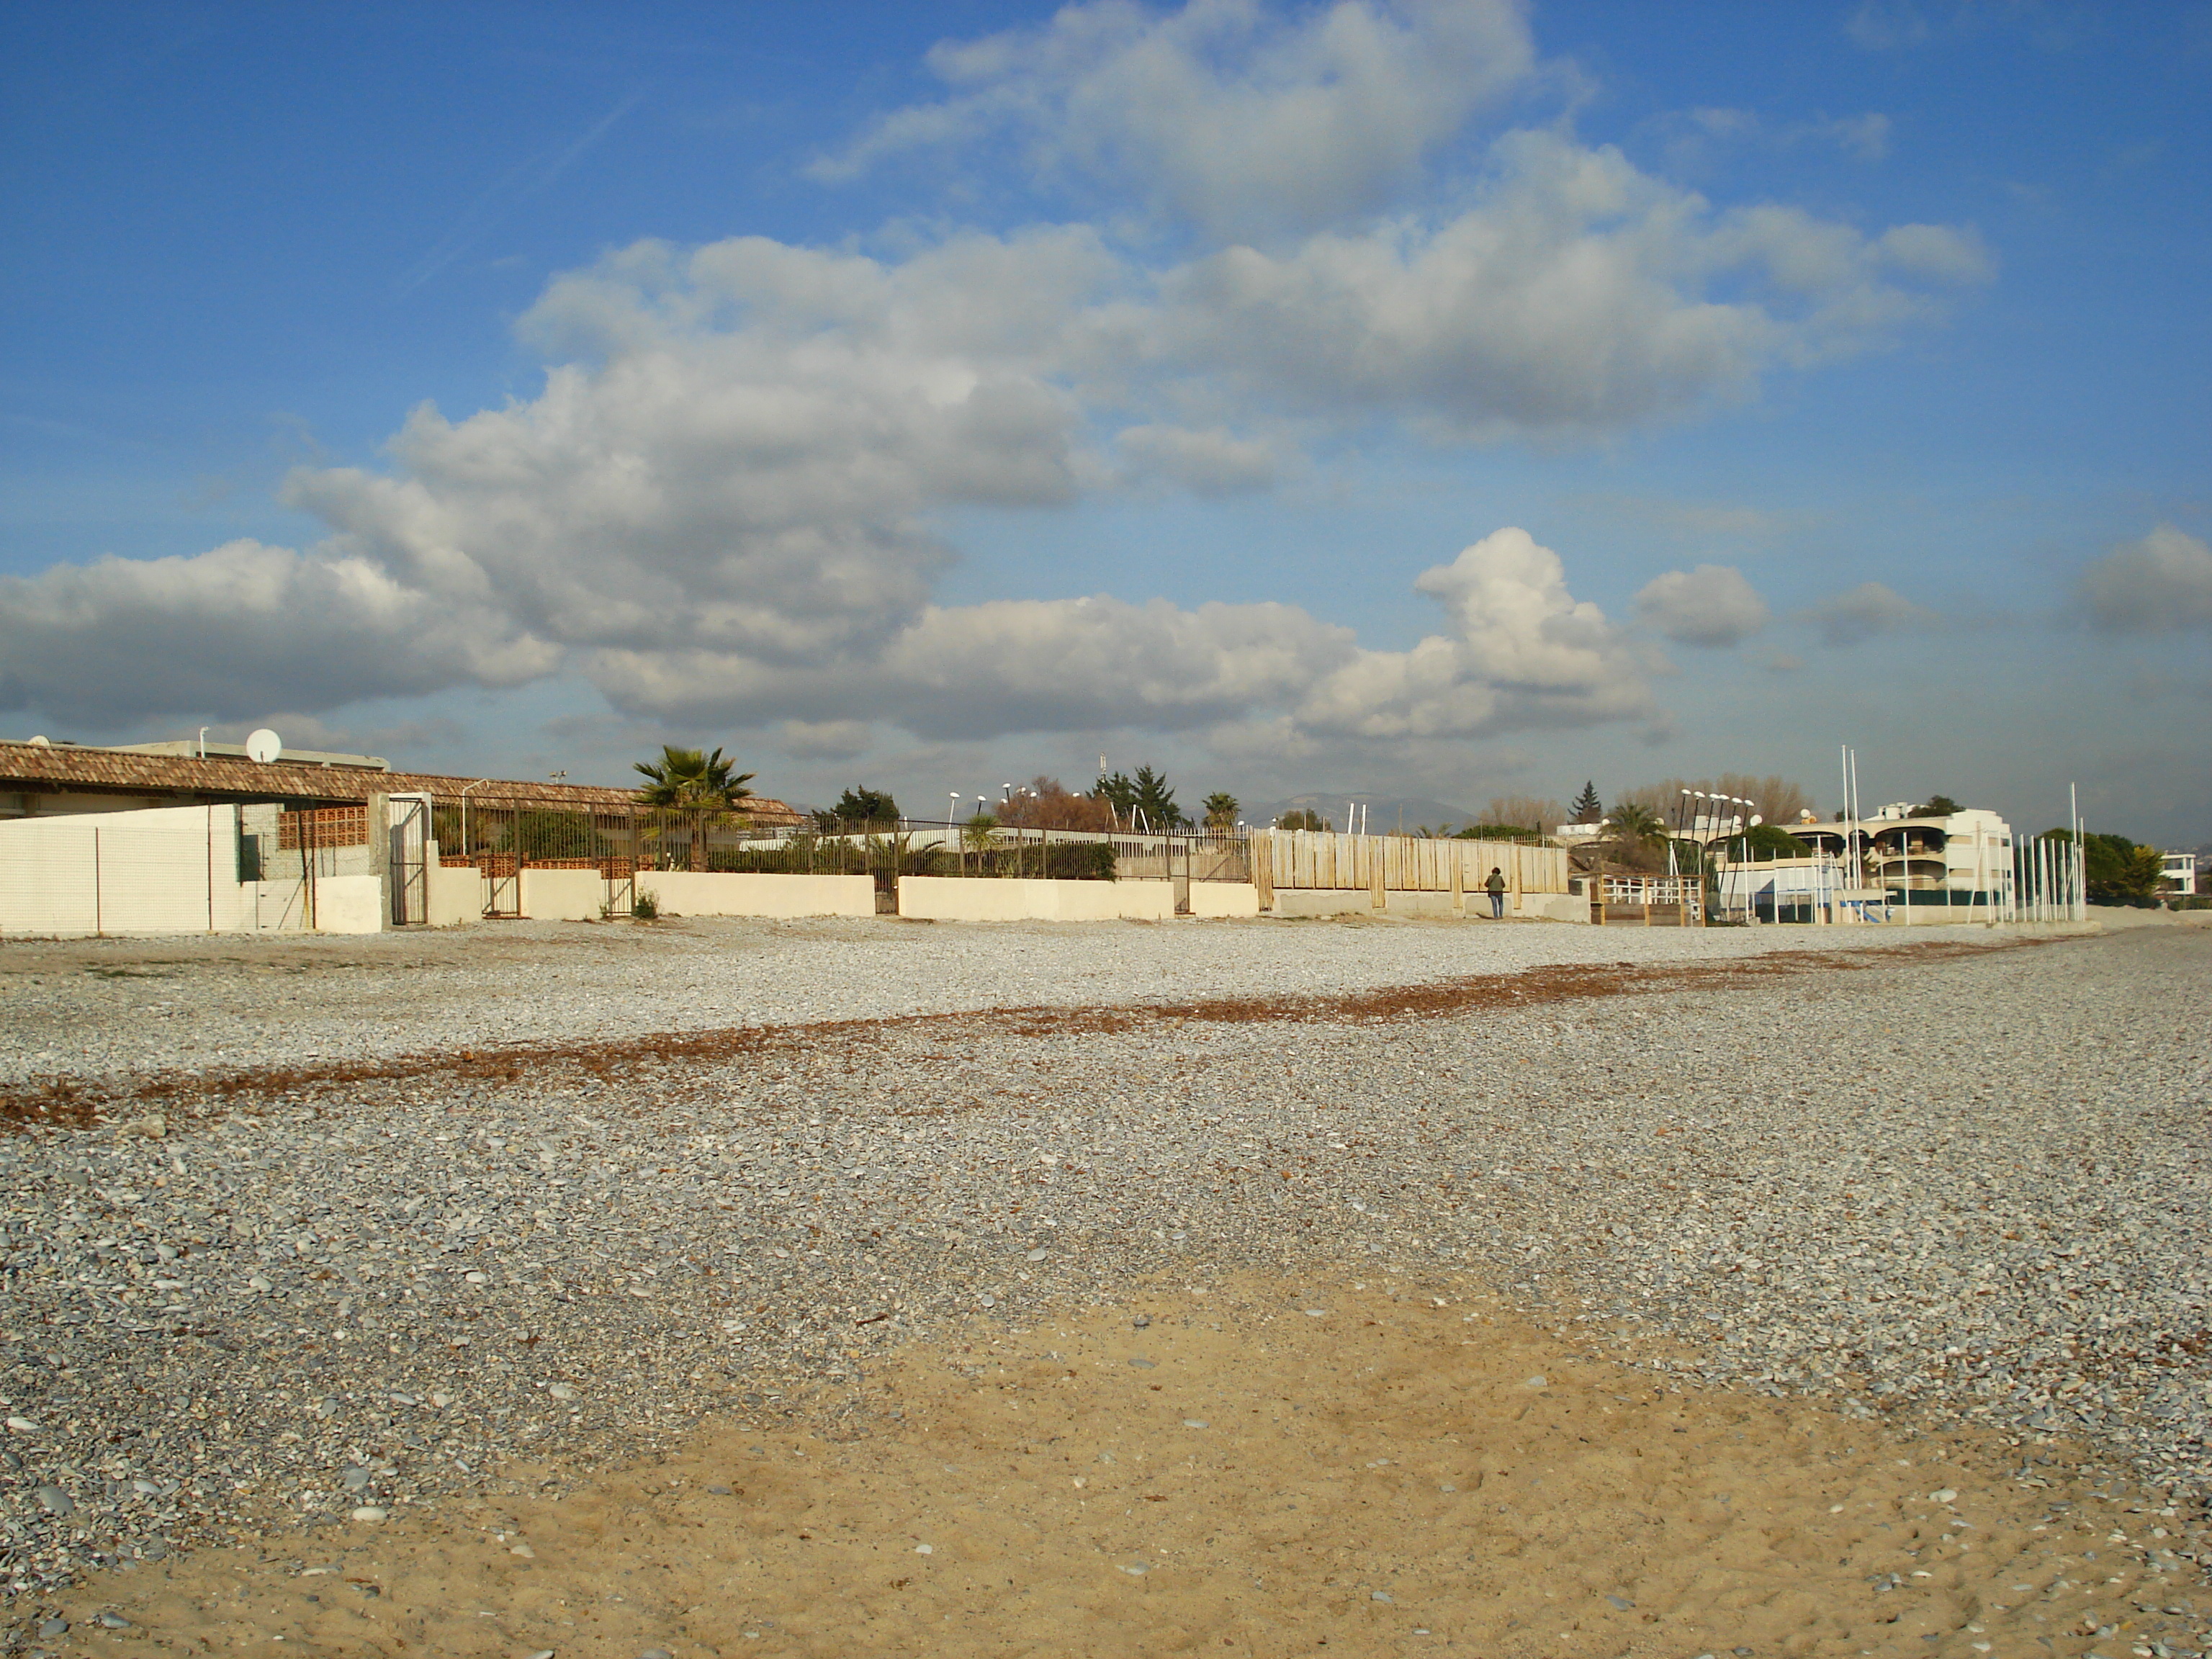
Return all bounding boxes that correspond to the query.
[386,793,430,927]
[481,854,521,919]
[603,859,634,920]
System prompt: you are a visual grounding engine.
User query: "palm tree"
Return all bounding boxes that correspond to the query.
[634,745,755,871]
[1202,791,1238,830]
[1606,801,1665,845]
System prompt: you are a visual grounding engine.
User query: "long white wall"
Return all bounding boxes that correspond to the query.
[634,870,875,920]
[897,877,1174,922]
[0,806,253,938]
[518,868,604,922]
[1265,888,1588,921]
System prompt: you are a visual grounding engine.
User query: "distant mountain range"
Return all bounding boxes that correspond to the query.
[1244,791,1483,835]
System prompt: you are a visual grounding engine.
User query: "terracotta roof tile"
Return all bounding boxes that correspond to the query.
[0,742,802,824]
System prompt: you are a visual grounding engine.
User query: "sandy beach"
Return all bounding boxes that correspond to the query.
[37,1266,2202,1656]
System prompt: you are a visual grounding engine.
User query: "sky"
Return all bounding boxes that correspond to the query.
[3,0,2208,840]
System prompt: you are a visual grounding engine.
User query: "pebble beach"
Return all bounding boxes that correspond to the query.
[1,914,2206,1655]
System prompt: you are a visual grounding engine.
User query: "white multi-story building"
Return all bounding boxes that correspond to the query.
[1777,805,2015,922]
[2163,850,2200,897]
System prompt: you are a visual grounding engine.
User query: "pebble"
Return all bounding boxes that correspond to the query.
[0,916,1905,1093]
[0,918,2205,1608]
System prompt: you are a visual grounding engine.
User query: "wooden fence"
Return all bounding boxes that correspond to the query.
[1254,830,1568,896]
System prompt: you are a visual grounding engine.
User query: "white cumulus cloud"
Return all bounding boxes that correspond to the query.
[1115,424,1278,493]
[0,539,553,724]
[1150,132,1992,441]
[1633,563,1771,647]
[0,0,1995,755]
[1799,581,1938,646]
[2078,525,2212,633]
[811,0,1537,242]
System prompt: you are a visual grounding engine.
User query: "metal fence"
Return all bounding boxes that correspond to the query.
[430,806,1260,871]
[422,806,1241,914]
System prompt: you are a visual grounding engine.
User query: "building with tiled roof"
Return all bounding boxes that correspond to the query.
[0,739,802,826]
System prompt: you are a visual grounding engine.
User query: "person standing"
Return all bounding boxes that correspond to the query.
[1484,866,1506,919]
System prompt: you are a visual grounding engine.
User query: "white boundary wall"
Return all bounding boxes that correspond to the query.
[634,871,874,920]
[1190,884,1262,919]
[1268,888,1588,922]
[427,855,487,928]
[897,877,1173,922]
[0,806,252,937]
[312,875,387,935]
[517,868,604,922]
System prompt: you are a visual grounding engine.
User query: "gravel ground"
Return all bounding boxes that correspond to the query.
[0,911,1977,1092]
[0,920,2205,1645]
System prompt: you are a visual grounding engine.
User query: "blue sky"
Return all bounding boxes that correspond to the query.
[3,0,2207,840]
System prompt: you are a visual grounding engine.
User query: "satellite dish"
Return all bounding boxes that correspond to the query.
[246,729,283,765]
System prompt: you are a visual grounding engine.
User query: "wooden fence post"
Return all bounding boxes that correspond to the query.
[1450,846,1465,916]
[1370,835,1385,912]
[1254,830,1274,913]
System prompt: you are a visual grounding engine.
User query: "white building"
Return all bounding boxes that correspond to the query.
[2162,850,2200,896]
[1773,806,2015,922]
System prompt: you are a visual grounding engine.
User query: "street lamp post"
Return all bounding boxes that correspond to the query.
[459,779,489,864]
